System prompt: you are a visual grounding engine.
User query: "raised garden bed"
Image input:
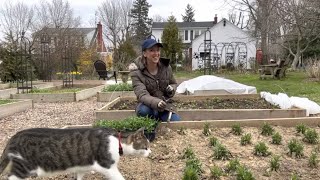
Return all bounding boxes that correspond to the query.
[11,84,104,102]
[95,95,306,121]
[59,122,320,179]
[0,99,33,118]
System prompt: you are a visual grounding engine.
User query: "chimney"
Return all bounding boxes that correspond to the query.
[214,14,218,24]
[97,22,103,52]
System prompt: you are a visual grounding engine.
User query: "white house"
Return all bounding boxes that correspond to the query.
[151,16,256,70]
[191,18,256,70]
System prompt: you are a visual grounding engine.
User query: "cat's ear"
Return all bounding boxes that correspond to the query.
[135,127,145,137]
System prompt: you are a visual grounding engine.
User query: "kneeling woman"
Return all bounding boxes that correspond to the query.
[129,38,181,121]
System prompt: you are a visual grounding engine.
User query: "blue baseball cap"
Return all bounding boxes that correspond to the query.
[141,39,163,51]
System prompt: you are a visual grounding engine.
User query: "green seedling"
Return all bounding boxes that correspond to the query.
[213,143,232,160]
[270,155,281,171]
[288,139,304,158]
[236,165,255,180]
[210,165,223,179]
[296,123,307,134]
[308,152,319,168]
[303,128,319,144]
[226,158,240,173]
[240,133,252,146]
[203,122,211,136]
[261,122,274,136]
[186,158,202,175]
[183,166,199,180]
[254,142,271,157]
[271,132,282,145]
[182,145,195,159]
[209,137,219,147]
[178,126,187,135]
[231,123,243,136]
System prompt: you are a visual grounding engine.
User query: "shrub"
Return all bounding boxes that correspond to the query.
[236,165,255,180]
[231,123,243,136]
[213,143,232,160]
[303,128,319,144]
[186,158,202,175]
[270,155,281,171]
[288,139,304,158]
[305,59,320,81]
[254,142,271,157]
[241,133,252,146]
[271,132,282,145]
[210,165,223,179]
[203,122,211,136]
[261,122,274,136]
[102,83,133,92]
[296,123,308,134]
[209,137,219,147]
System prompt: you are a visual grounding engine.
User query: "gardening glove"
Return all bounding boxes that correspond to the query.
[157,100,167,109]
[166,85,174,93]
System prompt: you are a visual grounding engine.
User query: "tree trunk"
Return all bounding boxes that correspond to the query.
[291,51,300,70]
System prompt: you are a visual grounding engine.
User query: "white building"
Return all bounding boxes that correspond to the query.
[152,16,256,70]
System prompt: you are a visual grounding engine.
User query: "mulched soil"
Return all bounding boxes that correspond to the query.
[109,98,279,110]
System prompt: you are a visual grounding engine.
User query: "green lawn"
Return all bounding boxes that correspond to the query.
[0,99,13,105]
[175,70,320,103]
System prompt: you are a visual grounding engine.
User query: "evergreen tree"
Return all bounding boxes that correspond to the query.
[182,4,195,22]
[161,15,183,68]
[130,0,152,46]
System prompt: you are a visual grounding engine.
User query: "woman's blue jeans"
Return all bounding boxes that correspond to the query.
[136,103,181,121]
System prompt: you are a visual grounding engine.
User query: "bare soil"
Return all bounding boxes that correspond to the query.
[0,97,319,180]
[109,98,279,110]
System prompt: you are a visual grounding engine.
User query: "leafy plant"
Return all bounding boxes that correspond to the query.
[209,137,219,147]
[296,123,308,134]
[308,152,319,168]
[183,166,199,180]
[226,158,240,173]
[210,165,223,179]
[288,139,304,158]
[261,122,274,136]
[270,155,281,171]
[186,158,202,175]
[182,145,195,159]
[291,172,300,180]
[202,122,211,136]
[231,123,243,136]
[213,143,232,160]
[254,142,271,156]
[241,133,252,146]
[0,99,14,105]
[271,132,282,145]
[178,126,187,135]
[236,165,255,180]
[94,116,158,133]
[102,83,133,92]
[303,128,319,144]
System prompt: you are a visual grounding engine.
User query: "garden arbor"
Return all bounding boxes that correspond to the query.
[15,32,33,93]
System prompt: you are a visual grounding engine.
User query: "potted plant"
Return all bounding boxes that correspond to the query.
[94,116,158,142]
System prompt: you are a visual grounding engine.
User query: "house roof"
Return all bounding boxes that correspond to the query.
[152,21,215,29]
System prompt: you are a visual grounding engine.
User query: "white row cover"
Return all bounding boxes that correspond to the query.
[260,92,320,116]
[176,75,257,94]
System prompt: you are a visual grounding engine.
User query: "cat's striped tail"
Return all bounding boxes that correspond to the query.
[0,147,10,175]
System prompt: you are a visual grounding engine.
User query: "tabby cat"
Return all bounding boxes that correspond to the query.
[0,127,151,180]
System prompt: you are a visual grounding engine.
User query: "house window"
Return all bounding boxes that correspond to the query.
[195,30,200,38]
[190,30,194,40]
[184,30,188,41]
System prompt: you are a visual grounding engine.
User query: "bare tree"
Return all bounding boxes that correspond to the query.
[98,0,133,49]
[231,0,280,64]
[33,0,81,30]
[277,0,320,69]
[152,14,167,22]
[228,11,250,29]
[0,1,34,45]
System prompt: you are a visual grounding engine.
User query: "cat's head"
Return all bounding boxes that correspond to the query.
[125,127,151,157]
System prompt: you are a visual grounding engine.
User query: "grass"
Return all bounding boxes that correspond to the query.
[174,70,320,103]
[0,99,14,105]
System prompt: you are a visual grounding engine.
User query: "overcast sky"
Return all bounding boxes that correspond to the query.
[0,0,233,39]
